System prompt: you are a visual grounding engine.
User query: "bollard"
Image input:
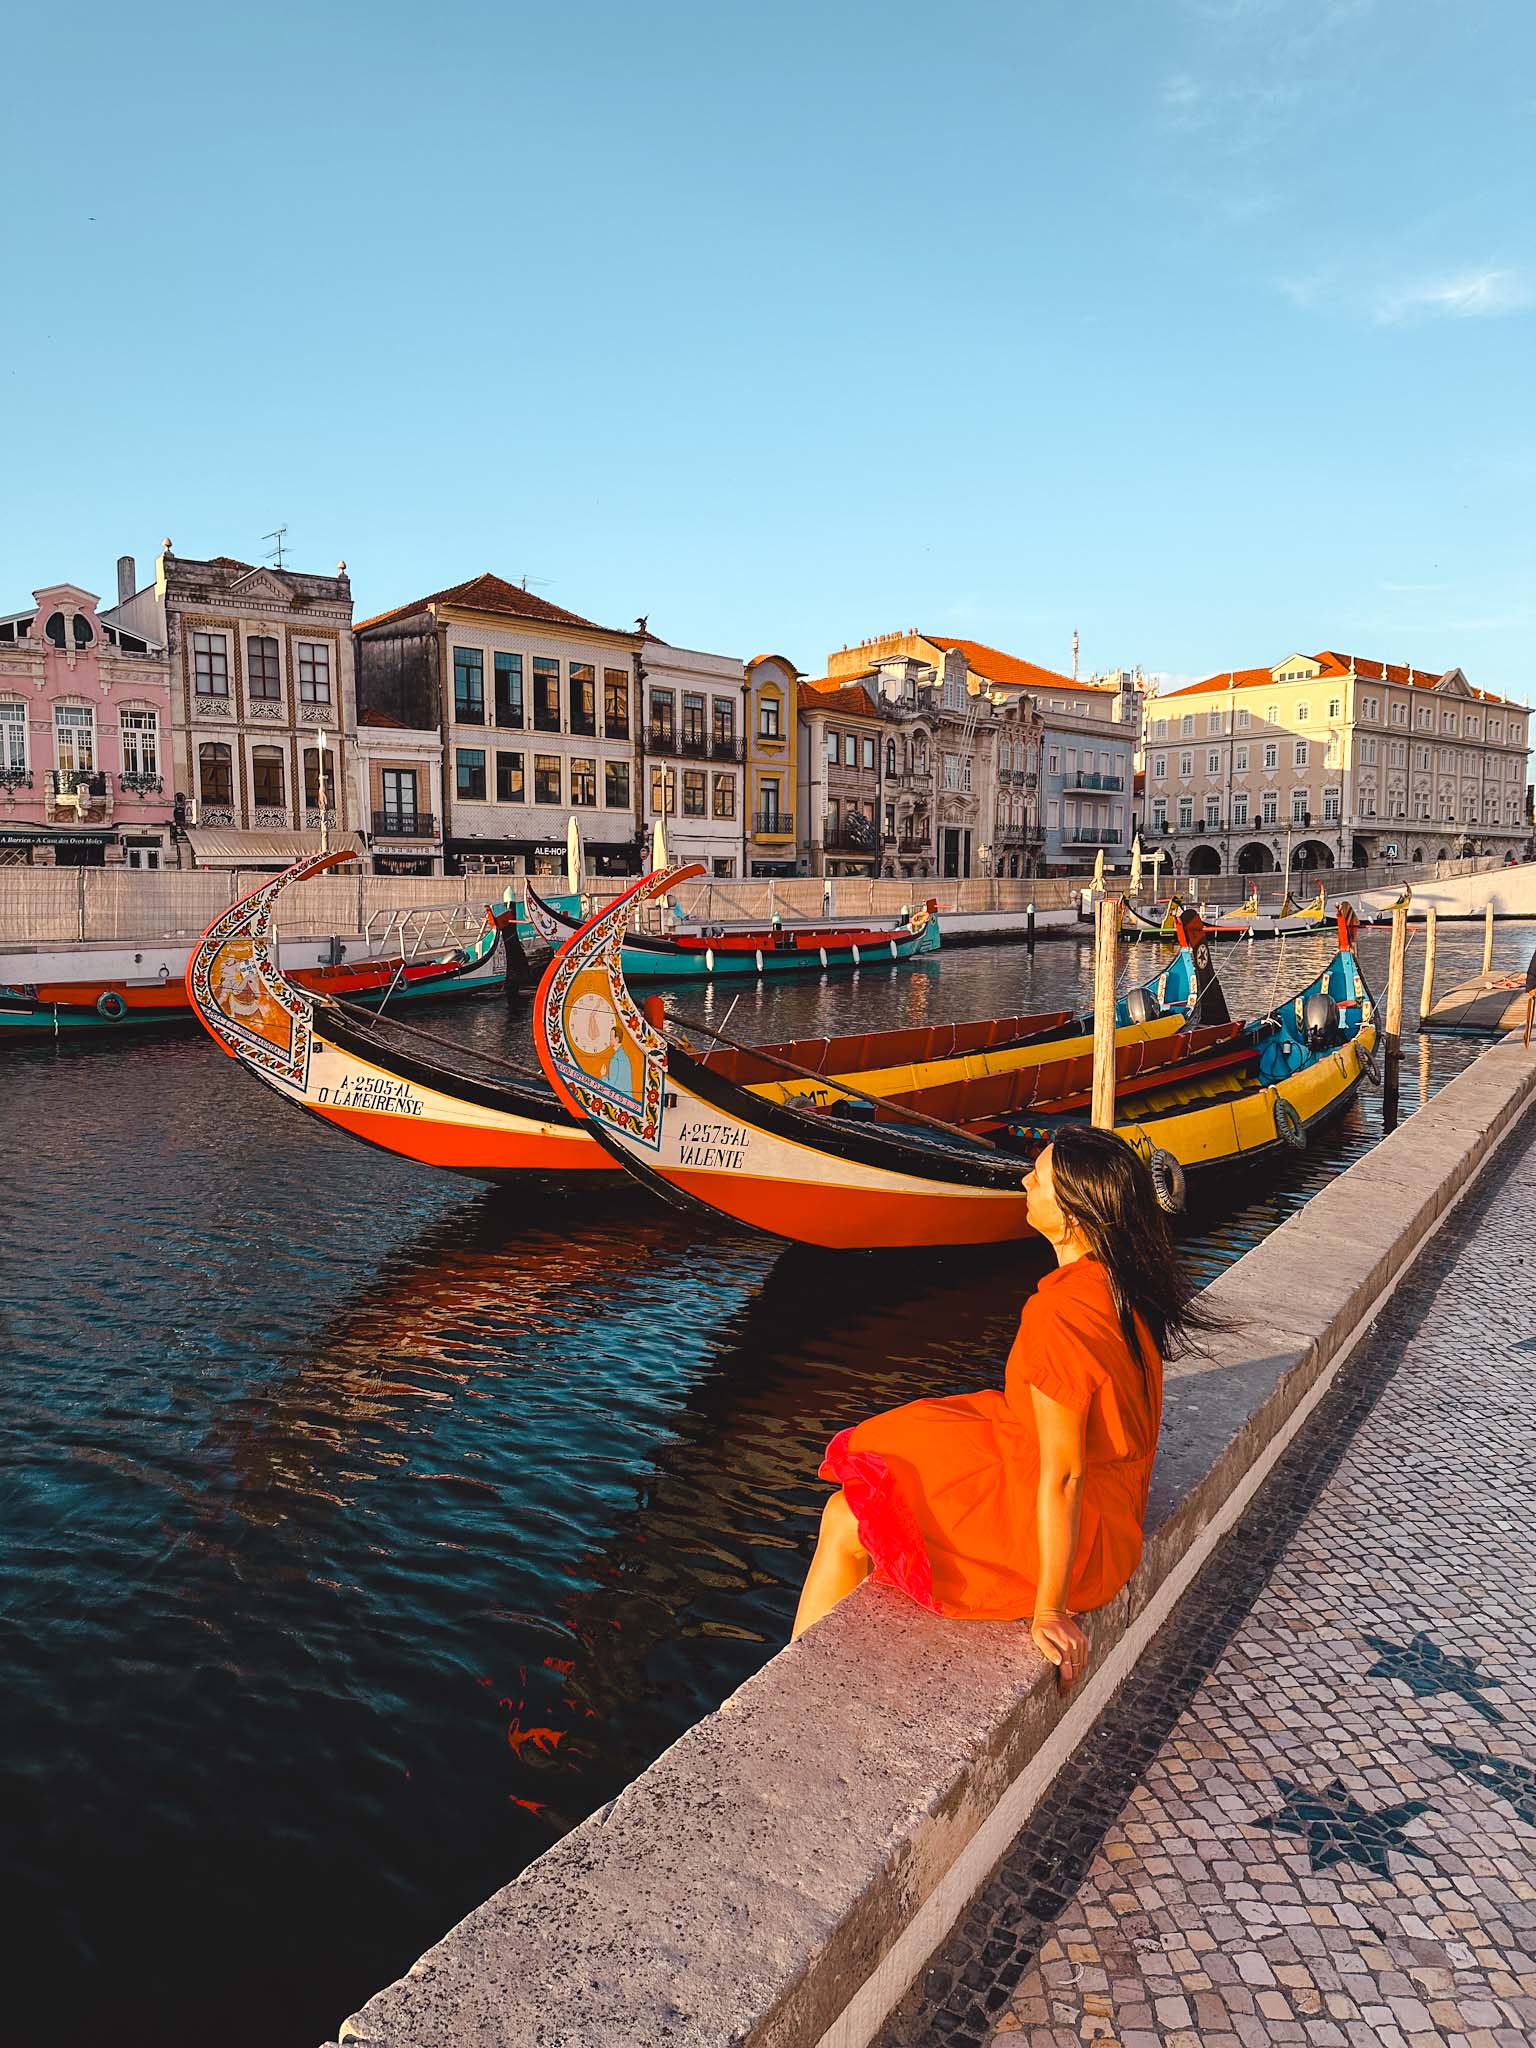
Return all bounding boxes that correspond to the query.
[1419,905,1438,1025]
[1026,901,1036,952]
[1384,901,1408,1074]
[1482,897,1495,976]
[1091,895,1119,1131]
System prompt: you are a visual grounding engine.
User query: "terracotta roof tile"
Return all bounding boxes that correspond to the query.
[1159,652,1524,710]
[934,639,1109,694]
[355,572,631,638]
[798,680,881,718]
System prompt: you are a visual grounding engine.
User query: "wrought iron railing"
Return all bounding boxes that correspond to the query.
[119,772,164,794]
[373,809,437,838]
[751,809,793,835]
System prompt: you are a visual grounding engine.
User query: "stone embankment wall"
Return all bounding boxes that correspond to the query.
[330,1028,1536,2048]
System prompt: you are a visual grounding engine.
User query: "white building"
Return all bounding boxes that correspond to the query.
[639,638,745,875]
[354,710,445,875]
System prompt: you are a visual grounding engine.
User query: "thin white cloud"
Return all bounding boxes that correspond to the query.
[1374,268,1535,324]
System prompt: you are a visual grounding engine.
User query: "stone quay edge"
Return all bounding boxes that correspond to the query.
[329,1028,1536,2048]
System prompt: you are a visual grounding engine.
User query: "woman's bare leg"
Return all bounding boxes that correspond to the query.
[792,1490,872,1640]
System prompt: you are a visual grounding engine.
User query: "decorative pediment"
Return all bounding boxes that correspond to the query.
[226,568,294,607]
[1270,652,1321,681]
[1432,668,1473,696]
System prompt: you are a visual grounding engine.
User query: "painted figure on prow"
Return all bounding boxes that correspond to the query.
[605,1022,636,1099]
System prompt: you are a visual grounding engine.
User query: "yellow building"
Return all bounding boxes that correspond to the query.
[743,653,799,875]
[1144,651,1532,878]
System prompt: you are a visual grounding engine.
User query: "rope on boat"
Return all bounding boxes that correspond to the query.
[332,999,548,1082]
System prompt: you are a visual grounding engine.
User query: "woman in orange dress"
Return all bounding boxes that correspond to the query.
[792,1125,1213,1688]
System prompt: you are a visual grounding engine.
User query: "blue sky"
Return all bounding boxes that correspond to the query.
[5,0,1532,699]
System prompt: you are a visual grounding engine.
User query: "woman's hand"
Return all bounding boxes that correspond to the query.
[1031,1609,1090,1692]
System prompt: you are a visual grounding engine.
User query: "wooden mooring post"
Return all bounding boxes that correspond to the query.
[1482,898,1496,976]
[1091,895,1119,1131]
[1383,901,1408,1106]
[1419,905,1438,1025]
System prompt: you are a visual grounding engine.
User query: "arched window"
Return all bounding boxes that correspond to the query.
[199,742,233,805]
[73,612,94,647]
[45,612,67,648]
[252,746,286,807]
[886,738,896,776]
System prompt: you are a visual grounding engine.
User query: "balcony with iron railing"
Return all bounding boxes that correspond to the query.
[119,771,164,795]
[751,809,794,838]
[887,766,933,790]
[373,809,438,839]
[822,816,880,854]
[45,769,112,825]
[0,766,34,791]
[1061,771,1124,793]
[1060,827,1123,847]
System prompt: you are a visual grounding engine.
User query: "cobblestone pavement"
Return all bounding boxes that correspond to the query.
[878,1112,1536,2048]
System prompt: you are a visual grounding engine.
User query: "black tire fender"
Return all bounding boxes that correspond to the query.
[1274,1095,1307,1150]
[1148,1145,1186,1215]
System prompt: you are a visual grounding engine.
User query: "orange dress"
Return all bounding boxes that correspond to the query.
[820,1257,1163,1621]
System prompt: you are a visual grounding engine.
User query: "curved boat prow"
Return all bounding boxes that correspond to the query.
[1170,905,1231,1025]
[186,849,355,1072]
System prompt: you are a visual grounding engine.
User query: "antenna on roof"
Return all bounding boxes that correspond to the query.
[1072,629,1079,681]
[264,526,288,569]
[519,573,553,591]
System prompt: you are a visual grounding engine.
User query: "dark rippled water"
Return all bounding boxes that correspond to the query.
[1,917,1525,2046]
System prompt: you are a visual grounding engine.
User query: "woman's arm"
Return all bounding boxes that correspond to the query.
[1029,1383,1091,1690]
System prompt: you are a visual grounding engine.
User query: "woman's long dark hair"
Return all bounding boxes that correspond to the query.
[1046,1124,1222,1370]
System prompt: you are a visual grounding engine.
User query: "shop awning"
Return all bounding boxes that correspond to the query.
[183,828,366,868]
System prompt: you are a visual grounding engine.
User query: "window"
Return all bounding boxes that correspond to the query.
[456,747,487,801]
[199,741,232,805]
[1153,719,1167,740]
[1265,703,1278,726]
[1177,795,1193,828]
[1295,701,1309,723]
[533,658,561,732]
[1180,715,1194,736]
[604,759,630,809]
[1205,795,1220,827]
[120,709,158,778]
[758,776,781,821]
[297,641,332,704]
[943,751,962,791]
[604,669,630,740]
[1047,749,1059,775]
[1152,754,1166,779]
[649,688,676,748]
[1179,751,1192,777]
[1327,697,1341,719]
[192,630,229,697]
[1489,719,1502,741]
[681,692,706,751]
[1208,710,1222,734]
[1465,716,1478,737]
[569,662,597,737]
[1235,745,1248,773]
[453,646,485,724]
[1294,740,1308,768]
[650,764,675,815]
[843,733,857,766]
[827,797,841,836]
[1151,797,1167,828]
[247,636,280,700]
[54,704,95,773]
[534,754,561,805]
[1416,748,1430,770]
[826,730,839,764]
[1262,790,1278,825]
[1360,736,1378,765]
[382,767,419,826]
[495,750,524,804]
[712,773,735,818]
[249,745,283,807]
[1292,791,1309,824]
[1263,742,1277,770]
[1236,709,1251,730]
[1208,750,1221,776]
[758,695,781,738]
[495,653,524,729]
[1322,788,1341,821]
[303,747,332,808]
[1388,741,1406,768]
[682,769,706,816]
[1232,792,1249,826]
[961,755,972,792]
[1443,712,1457,734]
[570,757,597,807]
[861,736,875,770]
[1362,695,1379,720]
[0,700,26,770]
[711,696,735,751]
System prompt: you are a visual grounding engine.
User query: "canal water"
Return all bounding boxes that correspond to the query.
[2,917,1527,2046]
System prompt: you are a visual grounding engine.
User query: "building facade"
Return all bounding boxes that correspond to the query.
[639,639,745,875]
[354,710,446,875]
[1143,651,1533,876]
[0,578,174,867]
[743,654,799,876]
[356,574,642,877]
[796,680,884,876]
[106,543,359,868]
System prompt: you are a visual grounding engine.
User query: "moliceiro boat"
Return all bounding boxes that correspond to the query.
[525,881,939,981]
[1122,882,1328,944]
[1,880,506,1037]
[534,868,1379,1251]
[188,857,1225,1186]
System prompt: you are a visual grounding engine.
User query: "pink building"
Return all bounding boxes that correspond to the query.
[0,581,174,866]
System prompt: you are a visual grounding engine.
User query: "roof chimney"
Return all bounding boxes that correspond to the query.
[117,555,137,605]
